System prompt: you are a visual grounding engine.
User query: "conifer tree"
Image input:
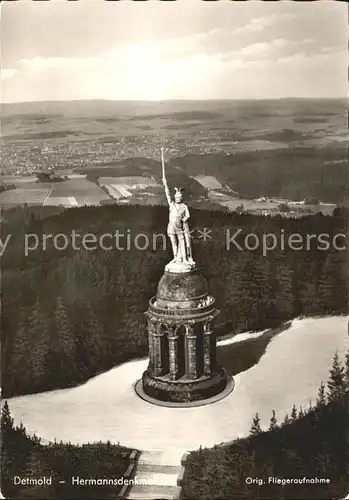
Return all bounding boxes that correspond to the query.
[269,410,278,431]
[28,300,50,388]
[282,413,290,426]
[316,381,327,408]
[250,413,262,436]
[23,450,53,499]
[11,307,33,391]
[74,300,107,377]
[272,255,293,318]
[290,404,298,421]
[51,297,77,384]
[82,301,106,365]
[54,297,75,358]
[298,406,304,418]
[24,450,41,477]
[345,350,349,391]
[327,351,346,402]
[318,251,346,314]
[1,401,18,496]
[1,401,14,434]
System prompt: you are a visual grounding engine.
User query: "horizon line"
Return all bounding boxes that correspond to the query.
[2,96,347,105]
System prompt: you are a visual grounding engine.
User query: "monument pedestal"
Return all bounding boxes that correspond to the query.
[165,259,196,274]
[141,367,228,404]
[140,269,230,406]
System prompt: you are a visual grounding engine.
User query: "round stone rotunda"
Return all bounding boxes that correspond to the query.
[136,268,232,406]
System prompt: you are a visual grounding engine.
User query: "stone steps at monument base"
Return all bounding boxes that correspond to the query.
[123,450,182,499]
[137,449,182,466]
[133,463,180,475]
[124,484,179,499]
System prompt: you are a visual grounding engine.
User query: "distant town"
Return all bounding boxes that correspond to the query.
[1,132,293,177]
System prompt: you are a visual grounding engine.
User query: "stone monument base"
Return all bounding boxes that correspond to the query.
[165,259,196,274]
[139,367,231,406]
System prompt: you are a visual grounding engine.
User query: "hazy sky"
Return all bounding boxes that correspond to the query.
[1,0,347,102]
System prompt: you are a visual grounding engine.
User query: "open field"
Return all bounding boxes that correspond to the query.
[43,196,78,207]
[98,176,158,187]
[103,185,132,199]
[46,179,110,206]
[193,175,222,190]
[49,179,103,196]
[98,175,159,200]
[0,188,52,208]
[2,175,38,185]
[217,197,336,216]
[218,198,280,211]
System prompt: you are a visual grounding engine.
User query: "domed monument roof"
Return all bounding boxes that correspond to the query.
[156,271,208,302]
[152,270,214,312]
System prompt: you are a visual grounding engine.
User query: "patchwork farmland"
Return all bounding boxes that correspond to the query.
[1,178,111,209]
[45,179,109,207]
[193,175,222,190]
[1,175,161,209]
[98,176,159,200]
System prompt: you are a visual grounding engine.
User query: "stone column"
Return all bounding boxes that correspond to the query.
[168,330,179,381]
[211,329,217,372]
[203,321,212,376]
[147,319,156,373]
[185,325,197,380]
[153,324,164,376]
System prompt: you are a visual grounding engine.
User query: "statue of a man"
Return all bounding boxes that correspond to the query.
[161,148,194,268]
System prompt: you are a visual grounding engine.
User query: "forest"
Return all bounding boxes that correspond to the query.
[170,146,348,203]
[1,203,347,397]
[182,351,349,500]
[1,401,131,499]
